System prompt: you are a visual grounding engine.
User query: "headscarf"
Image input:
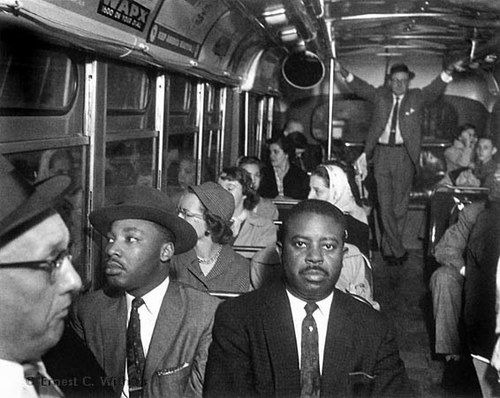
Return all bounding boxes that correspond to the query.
[322,164,368,225]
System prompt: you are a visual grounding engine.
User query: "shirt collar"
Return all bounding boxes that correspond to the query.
[286,289,334,317]
[126,276,170,316]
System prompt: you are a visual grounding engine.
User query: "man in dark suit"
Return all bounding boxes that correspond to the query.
[204,199,411,397]
[337,60,464,265]
[70,186,220,398]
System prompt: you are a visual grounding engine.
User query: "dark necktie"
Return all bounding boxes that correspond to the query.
[388,97,400,146]
[127,297,145,398]
[300,302,320,398]
[23,362,63,397]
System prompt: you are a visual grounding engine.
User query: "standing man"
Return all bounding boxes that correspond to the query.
[70,186,220,397]
[337,60,464,265]
[204,199,411,397]
[0,154,82,397]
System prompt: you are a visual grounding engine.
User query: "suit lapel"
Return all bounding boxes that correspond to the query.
[262,282,301,395]
[321,290,355,394]
[143,280,183,381]
[100,294,127,384]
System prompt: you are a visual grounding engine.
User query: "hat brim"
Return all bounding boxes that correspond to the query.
[90,205,197,254]
[0,175,71,243]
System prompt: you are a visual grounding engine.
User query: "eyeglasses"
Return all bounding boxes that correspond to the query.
[391,78,409,85]
[177,207,204,220]
[0,249,72,283]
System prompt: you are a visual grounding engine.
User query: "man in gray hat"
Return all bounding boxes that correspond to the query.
[69,186,220,398]
[336,59,465,265]
[0,154,82,397]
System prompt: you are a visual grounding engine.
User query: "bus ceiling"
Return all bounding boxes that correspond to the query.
[1,0,500,94]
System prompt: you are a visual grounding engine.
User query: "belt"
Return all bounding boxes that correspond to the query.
[377,143,405,147]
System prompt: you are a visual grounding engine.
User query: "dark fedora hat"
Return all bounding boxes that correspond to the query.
[389,63,415,79]
[0,155,71,245]
[90,186,197,254]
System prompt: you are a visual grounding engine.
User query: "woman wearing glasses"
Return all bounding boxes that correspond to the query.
[170,182,251,294]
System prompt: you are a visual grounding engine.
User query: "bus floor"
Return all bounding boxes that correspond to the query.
[372,248,482,397]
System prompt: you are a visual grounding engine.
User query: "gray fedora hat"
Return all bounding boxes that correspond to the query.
[0,155,70,245]
[90,186,197,254]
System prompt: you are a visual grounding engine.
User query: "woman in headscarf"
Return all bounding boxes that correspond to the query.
[308,161,370,257]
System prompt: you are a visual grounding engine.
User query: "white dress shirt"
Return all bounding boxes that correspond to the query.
[122,276,170,398]
[286,290,334,373]
[0,358,38,398]
[378,94,404,145]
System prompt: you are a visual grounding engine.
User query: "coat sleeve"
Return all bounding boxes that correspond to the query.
[420,74,448,104]
[345,75,379,103]
[434,202,484,271]
[204,303,255,398]
[185,310,216,398]
[370,317,414,397]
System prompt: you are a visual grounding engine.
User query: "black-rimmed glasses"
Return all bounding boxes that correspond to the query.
[0,249,72,283]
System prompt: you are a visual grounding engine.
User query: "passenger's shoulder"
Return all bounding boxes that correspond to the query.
[335,289,386,321]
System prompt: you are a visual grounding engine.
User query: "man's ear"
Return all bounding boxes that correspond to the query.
[493,147,497,156]
[160,242,175,262]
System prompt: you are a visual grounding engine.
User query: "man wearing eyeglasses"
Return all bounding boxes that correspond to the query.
[69,186,220,398]
[336,59,465,266]
[0,155,82,397]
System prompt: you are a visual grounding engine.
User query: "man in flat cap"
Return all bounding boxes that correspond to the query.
[69,186,220,398]
[337,59,464,265]
[0,154,82,397]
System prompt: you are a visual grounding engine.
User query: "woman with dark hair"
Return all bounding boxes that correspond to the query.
[171,181,251,293]
[308,161,370,257]
[237,156,279,219]
[258,135,310,199]
[218,167,277,258]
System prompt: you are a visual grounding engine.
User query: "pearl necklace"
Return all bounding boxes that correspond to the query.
[197,244,223,265]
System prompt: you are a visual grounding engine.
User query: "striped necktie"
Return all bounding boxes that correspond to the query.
[388,97,400,146]
[127,297,145,398]
[300,302,320,398]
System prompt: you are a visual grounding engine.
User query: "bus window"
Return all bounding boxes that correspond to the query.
[0,46,77,113]
[5,147,88,283]
[163,75,197,203]
[107,63,150,113]
[105,139,155,187]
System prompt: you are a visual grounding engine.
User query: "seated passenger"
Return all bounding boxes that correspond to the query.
[446,137,497,187]
[258,135,310,200]
[218,167,277,258]
[430,200,485,388]
[250,242,379,309]
[287,131,323,173]
[237,156,279,219]
[171,182,251,294]
[204,200,410,398]
[308,162,370,257]
[444,124,477,173]
[70,186,219,397]
[464,170,500,397]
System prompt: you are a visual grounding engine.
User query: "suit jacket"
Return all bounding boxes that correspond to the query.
[171,245,251,294]
[258,164,310,199]
[464,201,500,359]
[204,281,412,397]
[70,280,220,398]
[346,74,447,167]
